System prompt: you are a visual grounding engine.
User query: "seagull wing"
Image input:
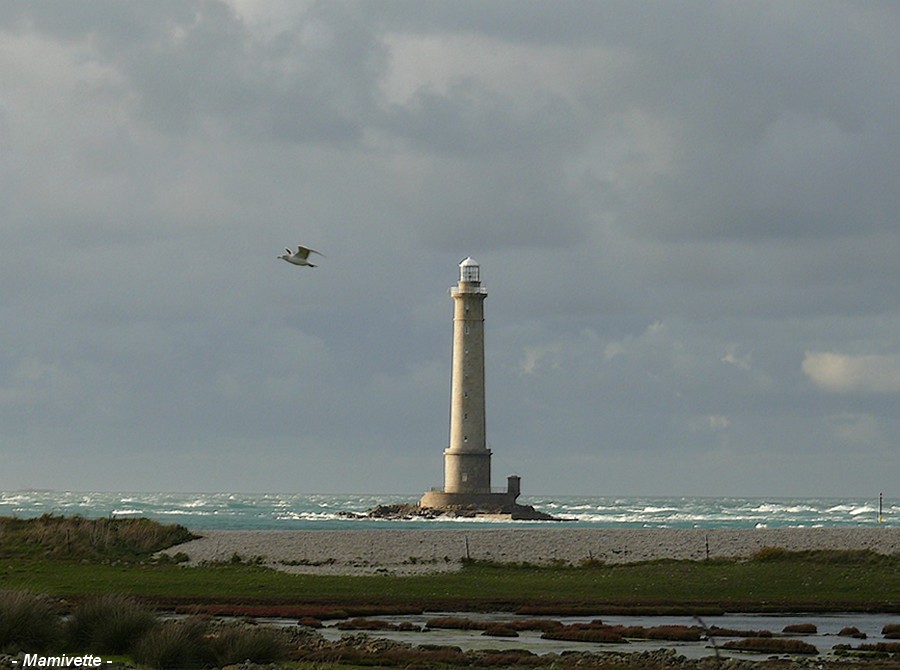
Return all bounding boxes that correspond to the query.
[297,245,324,258]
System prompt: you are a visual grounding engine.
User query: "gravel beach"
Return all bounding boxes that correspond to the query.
[171,527,900,576]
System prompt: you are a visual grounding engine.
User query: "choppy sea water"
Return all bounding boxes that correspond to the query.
[0,491,895,530]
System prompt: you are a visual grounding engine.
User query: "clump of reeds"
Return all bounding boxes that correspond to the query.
[205,622,293,666]
[136,618,294,669]
[130,617,210,669]
[66,594,156,654]
[883,623,900,639]
[0,589,62,653]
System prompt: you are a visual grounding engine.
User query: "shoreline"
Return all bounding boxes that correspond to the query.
[172,527,900,576]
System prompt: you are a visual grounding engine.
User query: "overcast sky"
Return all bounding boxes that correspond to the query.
[2,1,899,498]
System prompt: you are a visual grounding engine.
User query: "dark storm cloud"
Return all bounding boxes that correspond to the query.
[1,1,898,495]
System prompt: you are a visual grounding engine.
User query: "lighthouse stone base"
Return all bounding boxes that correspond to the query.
[418,490,519,512]
[419,473,520,512]
[360,477,560,520]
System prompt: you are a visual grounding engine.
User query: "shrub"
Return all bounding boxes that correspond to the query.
[838,626,866,639]
[751,546,789,561]
[722,637,818,655]
[0,590,62,653]
[155,551,190,565]
[66,594,156,654]
[883,623,900,639]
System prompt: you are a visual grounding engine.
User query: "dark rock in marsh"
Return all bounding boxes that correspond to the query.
[418,643,463,653]
[481,648,536,657]
[782,622,817,634]
[335,617,422,632]
[722,637,819,654]
[838,626,867,639]
[708,625,772,638]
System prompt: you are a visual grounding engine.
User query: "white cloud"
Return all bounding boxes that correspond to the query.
[802,352,900,393]
[689,414,731,432]
[829,412,885,446]
[721,345,752,371]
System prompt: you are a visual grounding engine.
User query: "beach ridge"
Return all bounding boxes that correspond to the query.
[172,527,900,576]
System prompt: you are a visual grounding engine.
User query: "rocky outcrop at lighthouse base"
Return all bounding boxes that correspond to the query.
[354,502,564,522]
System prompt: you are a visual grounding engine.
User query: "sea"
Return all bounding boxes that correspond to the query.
[0,491,895,530]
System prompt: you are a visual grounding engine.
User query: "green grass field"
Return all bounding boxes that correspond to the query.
[2,552,898,613]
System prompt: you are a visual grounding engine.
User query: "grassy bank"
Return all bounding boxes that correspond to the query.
[0,514,196,561]
[1,552,898,613]
[1,516,898,613]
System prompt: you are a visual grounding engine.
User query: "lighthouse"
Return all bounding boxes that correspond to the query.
[420,257,521,512]
[445,257,491,493]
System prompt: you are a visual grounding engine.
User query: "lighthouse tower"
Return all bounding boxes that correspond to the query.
[445,257,491,493]
[420,257,521,512]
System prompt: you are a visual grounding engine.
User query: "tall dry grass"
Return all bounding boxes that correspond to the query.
[0,514,195,561]
[65,594,156,654]
[0,589,62,653]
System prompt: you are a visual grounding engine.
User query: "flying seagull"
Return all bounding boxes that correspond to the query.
[278,245,324,267]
